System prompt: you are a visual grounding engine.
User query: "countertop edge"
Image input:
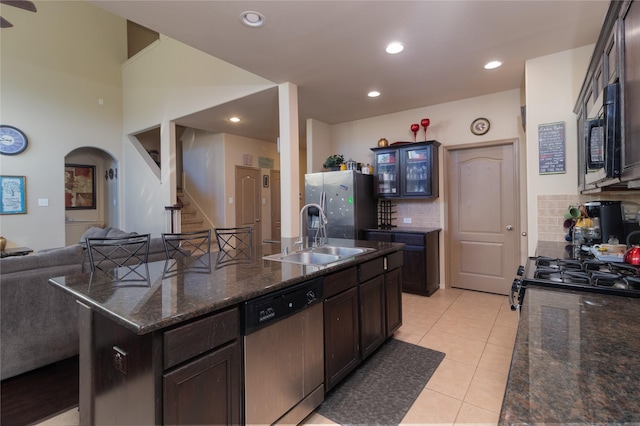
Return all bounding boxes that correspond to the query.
[49,242,405,335]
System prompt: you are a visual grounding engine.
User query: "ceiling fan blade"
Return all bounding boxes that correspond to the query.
[0,1,37,13]
[0,16,14,28]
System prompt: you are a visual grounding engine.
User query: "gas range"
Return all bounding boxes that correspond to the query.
[510,248,640,311]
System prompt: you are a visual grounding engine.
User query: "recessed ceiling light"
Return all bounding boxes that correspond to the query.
[368,91,381,98]
[484,60,502,70]
[385,42,404,54]
[229,117,241,123]
[240,11,265,27]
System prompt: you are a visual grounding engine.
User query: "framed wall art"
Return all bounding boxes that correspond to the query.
[0,175,26,214]
[65,164,96,209]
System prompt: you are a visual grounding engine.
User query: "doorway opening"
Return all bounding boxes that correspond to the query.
[64,147,118,246]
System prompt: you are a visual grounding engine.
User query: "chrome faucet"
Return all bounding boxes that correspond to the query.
[295,203,328,249]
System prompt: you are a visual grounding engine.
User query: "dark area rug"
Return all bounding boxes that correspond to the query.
[317,339,445,426]
[1,356,79,426]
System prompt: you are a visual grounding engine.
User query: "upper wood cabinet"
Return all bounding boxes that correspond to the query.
[371,140,440,199]
[574,0,640,192]
[622,0,640,180]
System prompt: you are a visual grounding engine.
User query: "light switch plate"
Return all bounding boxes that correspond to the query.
[38,198,49,206]
[403,217,412,224]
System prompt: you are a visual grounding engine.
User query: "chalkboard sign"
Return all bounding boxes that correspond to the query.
[538,122,565,174]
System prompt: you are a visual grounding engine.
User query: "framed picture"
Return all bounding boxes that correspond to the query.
[65,164,96,210]
[0,175,26,214]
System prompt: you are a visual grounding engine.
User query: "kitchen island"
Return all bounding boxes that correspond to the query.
[500,242,640,424]
[49,238,404,425]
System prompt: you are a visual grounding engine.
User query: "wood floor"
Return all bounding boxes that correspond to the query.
[1,356,79,426]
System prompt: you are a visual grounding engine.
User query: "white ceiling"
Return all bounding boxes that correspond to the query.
[89,0,610,143]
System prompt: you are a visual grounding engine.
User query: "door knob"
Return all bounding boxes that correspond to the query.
[255,219,261,222]
[506,225,513,231]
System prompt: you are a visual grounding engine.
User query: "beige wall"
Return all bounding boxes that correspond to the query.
[0,1,126,251]
[223,134,281,240]
[525,45,595,253]
[120,35,277,235]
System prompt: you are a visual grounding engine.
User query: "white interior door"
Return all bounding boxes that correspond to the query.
[235,166,261,245]
[447,142,519,295]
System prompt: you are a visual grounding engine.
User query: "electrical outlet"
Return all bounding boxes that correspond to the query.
[38,198,48,206]
[113,346,127,375]
[403,217,412,224]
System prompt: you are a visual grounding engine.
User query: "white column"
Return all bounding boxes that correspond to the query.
[278,82,300,239]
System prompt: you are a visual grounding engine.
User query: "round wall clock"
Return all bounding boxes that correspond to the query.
[470,117,490,136]
[0,125,28,155]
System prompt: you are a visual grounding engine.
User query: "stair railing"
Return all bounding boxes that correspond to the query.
[165,202,183,233]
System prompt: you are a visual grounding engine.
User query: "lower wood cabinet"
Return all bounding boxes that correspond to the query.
[323,251,404,392]
[384,254,403,336]
[163,340,241,425]
[78,304,242,425]
[359,274,386,360]
[364,229,440,296]
[324,272,360,392]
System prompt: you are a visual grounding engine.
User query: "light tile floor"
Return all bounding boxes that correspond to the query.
[39,288,518,426]
[303,288,519,426]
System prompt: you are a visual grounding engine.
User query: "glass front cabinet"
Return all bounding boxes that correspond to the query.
[371,140,440,199]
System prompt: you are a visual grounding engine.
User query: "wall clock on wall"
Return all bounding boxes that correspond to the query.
[0,125,28,155]
[470,117,490,136]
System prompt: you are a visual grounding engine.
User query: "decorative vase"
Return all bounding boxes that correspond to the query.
[0,236,6,253]
[378,138,389,147]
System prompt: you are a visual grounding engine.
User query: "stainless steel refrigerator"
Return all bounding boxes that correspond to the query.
[304,170,377,240]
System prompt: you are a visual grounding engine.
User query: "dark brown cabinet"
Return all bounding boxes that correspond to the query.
[371,140,440,199]
[163,341,241,425]
[622,0,640,180]
[323,267,360,392]
[364,229,440,296]
[384,251,403,336]
[574,0,640,191]
[323,251,404,391]
[78,304,242,425]
[359,275,385,359]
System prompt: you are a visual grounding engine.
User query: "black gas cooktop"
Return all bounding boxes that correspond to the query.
[510,243,640,310]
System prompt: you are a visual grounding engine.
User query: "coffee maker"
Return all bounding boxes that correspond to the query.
[584,201,626,244]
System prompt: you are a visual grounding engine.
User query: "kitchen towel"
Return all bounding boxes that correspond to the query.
[317,338,445,425]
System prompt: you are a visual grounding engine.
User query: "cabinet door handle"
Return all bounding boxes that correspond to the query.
[506,225,513,231]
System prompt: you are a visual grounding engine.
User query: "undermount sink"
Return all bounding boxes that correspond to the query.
[311,245,373,257]
[263,245,374,266]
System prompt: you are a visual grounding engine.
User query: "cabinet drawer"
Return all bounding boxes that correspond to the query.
[393,233,425,246]
[324,266,357,298]
[364,231,393,242]
[358,257,385,283]
[164,307,239,369]
[386,250,404,271]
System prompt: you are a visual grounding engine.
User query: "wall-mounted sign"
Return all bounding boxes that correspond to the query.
[538,122,565,174]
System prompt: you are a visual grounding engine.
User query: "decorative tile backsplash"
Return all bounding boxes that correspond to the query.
[537,194,640,242]
[393,200,441,228]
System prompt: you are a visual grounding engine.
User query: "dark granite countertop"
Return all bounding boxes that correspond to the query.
[48,239,403,335]
[500,276,640,423]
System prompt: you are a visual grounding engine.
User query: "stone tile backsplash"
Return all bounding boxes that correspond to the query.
[391,200,441,228]
[538,194,640,243]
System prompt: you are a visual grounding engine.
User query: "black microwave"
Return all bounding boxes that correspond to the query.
[585,82,621,184]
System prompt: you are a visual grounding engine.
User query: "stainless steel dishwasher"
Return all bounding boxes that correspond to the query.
[243,277,324,425]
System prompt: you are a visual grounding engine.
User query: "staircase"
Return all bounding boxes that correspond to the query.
[177,192,205,232]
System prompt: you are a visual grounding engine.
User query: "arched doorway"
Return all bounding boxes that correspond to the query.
[64,147,118,246]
